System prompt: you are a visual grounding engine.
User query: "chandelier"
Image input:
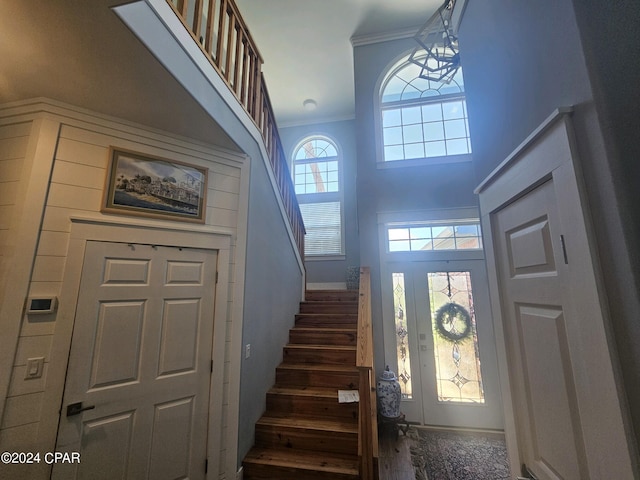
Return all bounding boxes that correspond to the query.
[409,0,460,84]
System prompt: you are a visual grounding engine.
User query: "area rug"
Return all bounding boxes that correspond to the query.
[410,428,510,480]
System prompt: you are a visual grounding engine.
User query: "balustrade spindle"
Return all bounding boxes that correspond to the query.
[166,0,306,262]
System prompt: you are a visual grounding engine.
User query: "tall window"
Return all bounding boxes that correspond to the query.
[293,136,343,256]
[380,56,470,162]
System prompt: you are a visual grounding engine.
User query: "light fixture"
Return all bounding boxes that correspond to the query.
[303,99,317,111]
[409,0,460,84]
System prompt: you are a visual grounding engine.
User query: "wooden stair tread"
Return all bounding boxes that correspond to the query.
[277,363,358,372]
[286,344,356,351]
[244,289,366,479]
[257,415,357,432]
[291,326,357,332]
[305,291,359,299]
[306,289,357,294]
[244,447,359,474]
[302,301,358,306]
[269,385,343,398]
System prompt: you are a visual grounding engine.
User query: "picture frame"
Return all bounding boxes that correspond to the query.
[102,148,208,223]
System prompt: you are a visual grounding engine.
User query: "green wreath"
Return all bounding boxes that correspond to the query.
[434,302,472,342]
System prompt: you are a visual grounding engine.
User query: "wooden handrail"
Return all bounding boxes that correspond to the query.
[357,267,379,480]
[165,0,305,260]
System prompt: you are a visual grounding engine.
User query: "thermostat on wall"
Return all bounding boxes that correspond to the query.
[26,296,58,315]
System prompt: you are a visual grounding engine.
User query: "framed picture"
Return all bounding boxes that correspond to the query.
[102,148,208,223]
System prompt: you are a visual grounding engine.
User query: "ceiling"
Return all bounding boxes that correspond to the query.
[0,0,239,150]
[235,0,441,127]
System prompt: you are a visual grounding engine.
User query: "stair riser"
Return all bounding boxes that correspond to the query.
[243,464,358,480]
[283,347,356,365]
[254,426,358,455]
[289,330,356,346]
[299,304,358,314]
[266,394,358,420]
[295,315,357,328]
[276,369,359,389]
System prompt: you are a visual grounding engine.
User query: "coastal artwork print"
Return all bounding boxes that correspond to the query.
[102,149,208,223]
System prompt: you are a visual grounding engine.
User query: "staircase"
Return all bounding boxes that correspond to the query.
[242,290,361,479]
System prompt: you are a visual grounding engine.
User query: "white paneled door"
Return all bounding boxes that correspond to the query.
[492,180,585,479]
[54,241,217,480]
[479,112,635,479]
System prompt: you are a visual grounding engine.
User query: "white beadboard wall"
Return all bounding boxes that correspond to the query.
[0,102,247,480]
[0,122,32,305]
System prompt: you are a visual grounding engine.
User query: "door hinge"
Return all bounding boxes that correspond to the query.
[211,359,214,373]
[205,458,208,473]
[560,234,569,264]
[215,271,219,283]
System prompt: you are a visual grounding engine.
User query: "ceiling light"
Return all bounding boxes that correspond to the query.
[409,0,460,84]
[303,99,317,111]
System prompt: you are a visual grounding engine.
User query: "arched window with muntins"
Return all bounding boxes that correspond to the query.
[293,137,339,194]
[292,136,343,256]
[380,56,471,162]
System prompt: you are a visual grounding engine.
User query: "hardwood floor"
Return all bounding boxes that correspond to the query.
[378,427,417,480]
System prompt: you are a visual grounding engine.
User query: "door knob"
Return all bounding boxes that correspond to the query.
[66,402,95,417]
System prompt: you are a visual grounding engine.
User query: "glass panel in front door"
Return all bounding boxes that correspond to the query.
[392,272,413,399]
[426,271,485,404]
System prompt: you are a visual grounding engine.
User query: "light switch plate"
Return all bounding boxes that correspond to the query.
[25,357,44,379]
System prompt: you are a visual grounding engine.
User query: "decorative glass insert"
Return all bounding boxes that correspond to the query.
[392,273,412,399]
[388,222,482,252]
[381,57,470,162]
[427,271,485,403]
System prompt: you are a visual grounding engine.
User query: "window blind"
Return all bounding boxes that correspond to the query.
[299,201,342,256]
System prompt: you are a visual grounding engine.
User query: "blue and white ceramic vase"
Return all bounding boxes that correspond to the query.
[377,366,401,418]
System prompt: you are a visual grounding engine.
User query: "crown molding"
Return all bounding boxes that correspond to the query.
[350,26,419,47]
[278,113,356,129]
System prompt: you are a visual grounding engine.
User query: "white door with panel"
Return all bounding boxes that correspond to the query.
[480,112,635,479]
[54,241,217,480]
[384,260,503,430]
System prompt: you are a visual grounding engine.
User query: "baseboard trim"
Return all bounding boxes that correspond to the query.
[306,282,347,290]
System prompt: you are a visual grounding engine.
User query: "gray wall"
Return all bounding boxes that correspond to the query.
[237,149,303,462]
[280,120,360,284]
[571,2,640,443]
[458,0,640,456]
[353,37,479,372]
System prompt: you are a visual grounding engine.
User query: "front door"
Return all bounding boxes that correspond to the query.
[54,241,217,480]
[384,260,503,430]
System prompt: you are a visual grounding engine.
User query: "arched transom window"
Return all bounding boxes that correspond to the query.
[380,56,470,162]
[293,137,339,194]
[293,136,343,256]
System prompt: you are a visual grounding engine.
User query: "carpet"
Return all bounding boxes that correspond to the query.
[410,428,510,480]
